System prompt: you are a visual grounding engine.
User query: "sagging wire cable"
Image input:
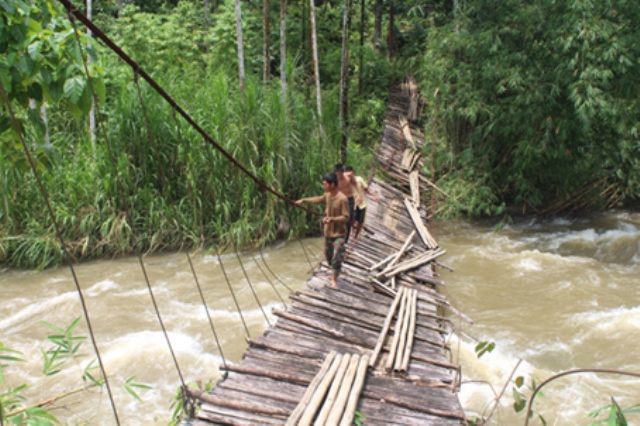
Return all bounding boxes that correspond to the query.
[215,245,251,338]
[229,239,272,327]
[249,252,287,309]
[134,76,229,371]
[57,0,323,218]
[258,246,295,293]
[0,80,121,426]
[298,238,315,270]
[170,112,228,369]
[68,16,193,415]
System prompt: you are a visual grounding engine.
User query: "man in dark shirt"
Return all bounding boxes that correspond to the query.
[295,172,349,288]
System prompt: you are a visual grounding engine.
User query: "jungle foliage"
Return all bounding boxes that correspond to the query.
[418,0,640,217]
[0,0,393,268]
[2,0,640,269]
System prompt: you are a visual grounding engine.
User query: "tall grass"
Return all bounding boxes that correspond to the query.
[0,61,350,269]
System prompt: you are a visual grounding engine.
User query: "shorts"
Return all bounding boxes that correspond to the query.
[354,207,366,224]
[324,237,346,274]
[347,197,355,222]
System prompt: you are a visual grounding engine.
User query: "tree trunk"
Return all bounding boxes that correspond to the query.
[388,2,394,61]
[358,0,364,94]
[339,0,351,164]
[302,0,310,102]
[263,0,271,82]
[235,0,246,102]
[373,0,382,47]
[280,0,287,105]
[87,0,96,158]
[309,0,323,123]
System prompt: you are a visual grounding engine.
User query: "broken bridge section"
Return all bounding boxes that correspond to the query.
[184,77,466,425]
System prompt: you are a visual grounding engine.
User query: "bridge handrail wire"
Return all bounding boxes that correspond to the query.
[230,240,272,327]
[214,245,252,338]
[258,246,295,293]
[0,80,121,426]
[58,0,322,217]
[170,111,229,370]
[69,16,192,412]
[249,252,288,309]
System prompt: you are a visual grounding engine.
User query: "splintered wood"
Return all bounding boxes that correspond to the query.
[369,287,418,372]
[404,198,438,249]
[287,351,369,426]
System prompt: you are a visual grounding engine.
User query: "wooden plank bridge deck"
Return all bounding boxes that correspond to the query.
[183,78,465,425]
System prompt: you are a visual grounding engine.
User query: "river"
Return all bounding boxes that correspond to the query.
[1,210,638,425]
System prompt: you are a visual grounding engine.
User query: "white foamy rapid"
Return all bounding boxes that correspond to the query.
[439,210,640,424]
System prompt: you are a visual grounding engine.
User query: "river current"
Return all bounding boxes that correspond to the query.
[1,210,638,425]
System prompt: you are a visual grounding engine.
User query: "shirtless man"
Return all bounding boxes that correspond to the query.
[344,166,379,242]
[334,164,356,242]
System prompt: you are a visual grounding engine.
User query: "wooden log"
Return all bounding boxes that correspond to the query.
[367,245,414,272]
[369,287,405,367]
[273,309,345,339]
[298,353,343,426]
[404,198,438,249]
[338,355,369,426]
[382,250,447,279]
[394,288,414,371]
[401,288,418,371]
[378,230,416,275]
[220,363,311,385]
[313,353,351,425]
[361,390,466,420]
[385,287,409,370]
[186,388,290,416]
[371,278,396,297]
[410,170,420,207]
[326,354,360,425]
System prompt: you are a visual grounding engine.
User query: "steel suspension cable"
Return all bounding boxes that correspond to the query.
[0,81,121,426]
[170,112,228,369]
[258,246,294,293]
[249,252,287,309]
[229,240,272,327]
[57,0,322,218]
[215,245,251,338]
[68,16,190,403]
[298,238,315,270]
[132,75,229,373]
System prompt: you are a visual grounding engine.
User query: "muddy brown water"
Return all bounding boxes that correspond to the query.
[1,210,639,425]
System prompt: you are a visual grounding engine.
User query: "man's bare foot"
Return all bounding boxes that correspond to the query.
[329,277,338,288]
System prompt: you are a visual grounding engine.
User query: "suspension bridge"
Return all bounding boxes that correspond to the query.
[177,80,467,425]
[6,2,470,423]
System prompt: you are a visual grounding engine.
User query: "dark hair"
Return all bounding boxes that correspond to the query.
[333,164,344,173]
[344,166,354,172]
[323,172,338,186]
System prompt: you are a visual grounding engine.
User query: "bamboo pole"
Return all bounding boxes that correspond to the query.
[313,354,351,425]
[400,288,418,371]
[298,354,343,426]
[377,230,416,276]
[338,355,369,426]
[382,250,447,279]
[286,351,337,425]
[326,355,360,425]
[369,287,404,367]
[385,287,409,370]
[394,288,413,371]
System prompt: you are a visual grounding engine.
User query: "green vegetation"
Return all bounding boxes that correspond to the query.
[0,318,149,424]
[418,0,640,217]
[2,0,640,269]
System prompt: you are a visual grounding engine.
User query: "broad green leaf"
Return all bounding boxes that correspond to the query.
[28,40,42,60]
[91,76,106,105]
[63,75,84,104]
[77,84,92,114]
[515,376,524,388]
[1,0,16,15]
